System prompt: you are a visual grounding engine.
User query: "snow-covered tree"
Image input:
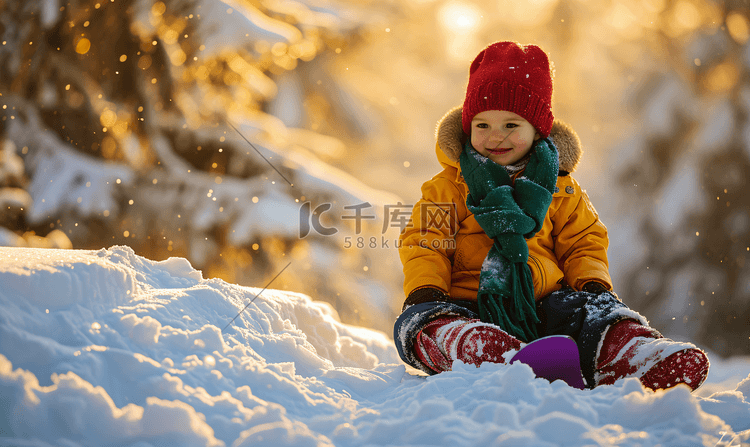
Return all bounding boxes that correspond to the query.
[0,138,71,248]
[0,0,403,332]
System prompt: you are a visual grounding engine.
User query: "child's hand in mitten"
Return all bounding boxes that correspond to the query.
[402,287,450,311]
[582,281,608,295]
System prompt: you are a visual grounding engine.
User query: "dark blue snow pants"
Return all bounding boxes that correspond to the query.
[393,287,650,388]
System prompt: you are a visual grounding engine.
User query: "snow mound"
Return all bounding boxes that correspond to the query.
[0,246,748,446]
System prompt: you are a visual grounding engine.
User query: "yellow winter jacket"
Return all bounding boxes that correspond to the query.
[400,107,612,303]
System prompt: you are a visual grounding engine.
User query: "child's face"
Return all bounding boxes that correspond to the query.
[470,110,540,166]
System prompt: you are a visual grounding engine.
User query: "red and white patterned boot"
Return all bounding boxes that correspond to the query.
[414,316,523,373]
[595,320,709,391]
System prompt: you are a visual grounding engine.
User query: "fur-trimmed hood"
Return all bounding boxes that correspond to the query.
[435,106,583,174]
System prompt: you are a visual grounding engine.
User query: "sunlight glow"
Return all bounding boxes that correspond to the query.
[203,355,216,367]
[439,1,483,63]
[438,1,481,32]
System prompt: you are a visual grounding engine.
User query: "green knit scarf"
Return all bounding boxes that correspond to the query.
[459,138,559,342]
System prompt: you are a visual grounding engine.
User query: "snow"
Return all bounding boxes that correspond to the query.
[0,227,25,247]
[269,72,306,129]
[161,0,378,64]
[24,139,134,224]
[1,246,749,446]
[39,0,60,30]
[4,109,134,225]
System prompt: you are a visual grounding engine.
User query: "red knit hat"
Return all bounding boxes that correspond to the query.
[462,42,554,137]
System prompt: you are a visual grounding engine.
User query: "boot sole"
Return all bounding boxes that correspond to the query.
[639,349,709,392]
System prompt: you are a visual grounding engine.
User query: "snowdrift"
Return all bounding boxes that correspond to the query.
[0,246,748,446]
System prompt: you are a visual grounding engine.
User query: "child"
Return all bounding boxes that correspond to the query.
[393,41,709,391]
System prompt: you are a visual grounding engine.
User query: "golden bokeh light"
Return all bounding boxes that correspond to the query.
[138,55,152,70]
[101,136,117,159]
[665,0,702,37]
[162,28,179,45]
[675,0,701,28]
[195,65,209,81]
[75,37,91,54]
[112,120,129,137]
[727,12,750,44]
[100,109,117,128]
[169,48,187,66]
[291,241,309,260]
[704,61,740,93]
[609,3,637,30]
[151,1,166,17]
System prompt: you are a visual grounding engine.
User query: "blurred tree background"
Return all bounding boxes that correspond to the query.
[1,0,748,355]
[609,0,750,357]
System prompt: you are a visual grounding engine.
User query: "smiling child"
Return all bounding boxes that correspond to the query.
[393,41,709,391]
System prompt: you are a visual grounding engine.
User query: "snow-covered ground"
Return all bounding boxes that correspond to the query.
[0,246,748,446]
